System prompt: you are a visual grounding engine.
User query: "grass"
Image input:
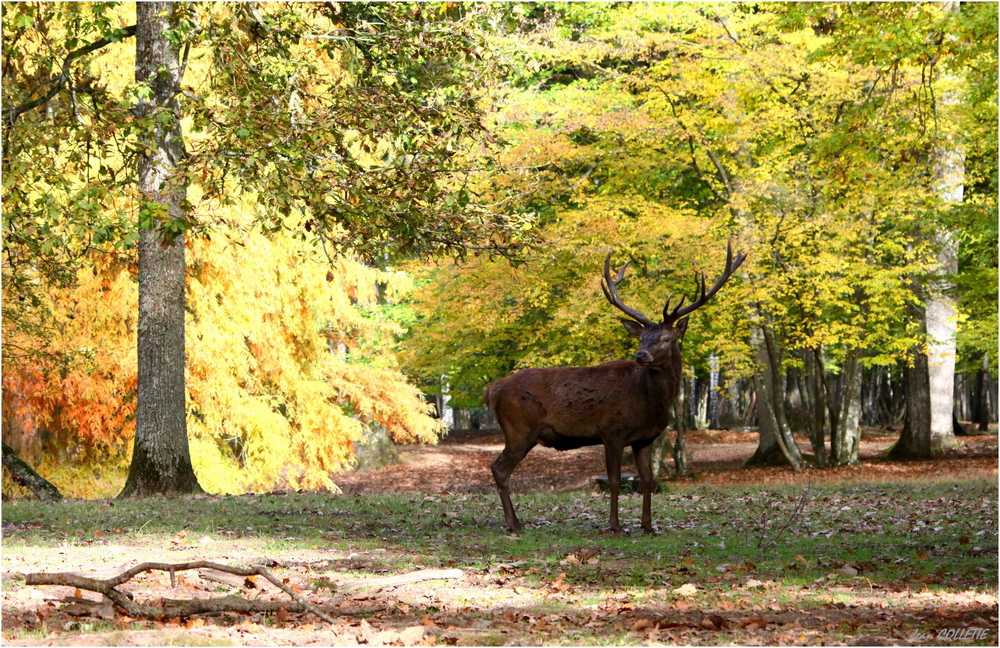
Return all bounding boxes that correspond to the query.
[4,479,996,590]
[3,477,997,645]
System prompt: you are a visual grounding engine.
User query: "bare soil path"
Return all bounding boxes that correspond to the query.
[331,428,999,494]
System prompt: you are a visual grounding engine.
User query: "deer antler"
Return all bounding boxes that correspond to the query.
[602,253,654,327]
[662,240,747,325]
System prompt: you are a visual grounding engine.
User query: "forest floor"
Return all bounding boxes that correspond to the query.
[333,426,1000,495]
[2,428,997,646]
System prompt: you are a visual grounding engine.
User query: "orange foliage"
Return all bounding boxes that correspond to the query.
[3,226,442,498]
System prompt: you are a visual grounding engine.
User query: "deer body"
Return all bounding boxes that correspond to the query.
[485,243,746,535]
[486,360,678,447]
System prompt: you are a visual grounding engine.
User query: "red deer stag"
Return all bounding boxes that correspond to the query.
[483,242,747,534]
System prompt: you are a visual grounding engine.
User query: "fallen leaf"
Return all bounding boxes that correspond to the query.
[632,619,655,632]
[673,583,698,597]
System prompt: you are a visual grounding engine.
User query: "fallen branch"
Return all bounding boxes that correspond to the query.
[25,562,464,622]
[26,561,342,623]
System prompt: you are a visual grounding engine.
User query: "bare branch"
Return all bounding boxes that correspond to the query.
[24,562,463,622]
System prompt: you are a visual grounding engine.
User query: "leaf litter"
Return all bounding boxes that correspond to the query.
[2,428,996,645]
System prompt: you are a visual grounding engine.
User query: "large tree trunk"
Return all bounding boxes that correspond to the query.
[925,225,959,452]
[120,2,203,497]
[888,336,934,460]
[892,351,934,458]
[926,3,964,451]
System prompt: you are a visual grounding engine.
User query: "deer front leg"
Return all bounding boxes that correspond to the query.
[604,441,624,534]
[491,443,531,533]
[633,440,656,535]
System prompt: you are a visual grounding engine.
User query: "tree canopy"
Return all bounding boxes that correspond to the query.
[2,2,996,496]
[401,2,997,411]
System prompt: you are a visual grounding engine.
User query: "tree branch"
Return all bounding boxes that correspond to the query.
[25,562,463,622]
[3,25,136,129]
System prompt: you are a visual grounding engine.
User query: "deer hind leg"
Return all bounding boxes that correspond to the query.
[632,440,656,535]
[603,441,625,534]
[491,440,534,533]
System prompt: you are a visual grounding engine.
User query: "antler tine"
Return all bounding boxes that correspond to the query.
[662,292,687,323]
[602,252,654,327]
[662,240,748,325]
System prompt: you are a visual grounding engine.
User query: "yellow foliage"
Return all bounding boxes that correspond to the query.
[3,221,441,498]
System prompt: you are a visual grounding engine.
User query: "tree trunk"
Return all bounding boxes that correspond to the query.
[2,442,62,501]
[800,348,828,467]
[746,379,787,467]
[120,2,203,497]
[973,355,995,432]
[925,227,959,451]
[672,384,689,477]
[830,348,862,466]
[746,323,806,470]
[708,354,720,430]
[926,4,964,451]
[888,344,933,460]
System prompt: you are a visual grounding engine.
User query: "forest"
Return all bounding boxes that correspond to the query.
[2,1,996,498]
[1,3,997,645]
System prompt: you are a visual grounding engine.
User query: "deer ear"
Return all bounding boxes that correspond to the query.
[675,317,689,336]
[620,318,645,338]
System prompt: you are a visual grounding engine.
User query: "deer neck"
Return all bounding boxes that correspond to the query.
[634,356,681,426]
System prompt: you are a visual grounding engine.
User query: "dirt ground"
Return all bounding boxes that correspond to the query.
[2,428,997,646]
[332,427,1000,494]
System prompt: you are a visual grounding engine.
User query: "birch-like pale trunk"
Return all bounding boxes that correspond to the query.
[925,1,965,451]
[926,151,962,450]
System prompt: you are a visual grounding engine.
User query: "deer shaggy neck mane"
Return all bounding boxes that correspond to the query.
[628,353,681,428]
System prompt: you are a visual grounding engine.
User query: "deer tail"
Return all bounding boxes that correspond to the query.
[482,383,494,409]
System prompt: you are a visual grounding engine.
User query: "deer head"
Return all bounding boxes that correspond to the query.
[601,241,747,366]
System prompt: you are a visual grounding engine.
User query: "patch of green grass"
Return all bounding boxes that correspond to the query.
[3,478,996,595]
[457,631,506,646]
